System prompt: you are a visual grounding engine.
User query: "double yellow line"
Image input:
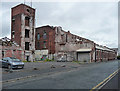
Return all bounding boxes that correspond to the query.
[90,68,120,91]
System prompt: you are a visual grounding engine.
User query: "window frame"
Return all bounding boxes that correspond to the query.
[25,29,30,38]
[43,31,47,39]
[37,33,40,40]
[25,42,29,50]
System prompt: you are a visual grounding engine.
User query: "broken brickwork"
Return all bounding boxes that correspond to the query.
[2,3,116,62]
[54,26,95,62]
[0,37,23,60]
[35,25,117,62]
[11,4,35,61]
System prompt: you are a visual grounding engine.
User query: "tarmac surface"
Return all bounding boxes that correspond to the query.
[1,60,120,90]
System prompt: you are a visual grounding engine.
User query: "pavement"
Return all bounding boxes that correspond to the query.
[1,60,120,90]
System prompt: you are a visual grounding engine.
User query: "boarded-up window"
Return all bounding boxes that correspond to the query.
[25,42,29,50]
[25,17,30,26]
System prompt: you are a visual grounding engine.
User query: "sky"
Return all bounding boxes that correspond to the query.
[0,1,118,48]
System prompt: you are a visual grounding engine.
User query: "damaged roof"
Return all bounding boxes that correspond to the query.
[0,37,19,47]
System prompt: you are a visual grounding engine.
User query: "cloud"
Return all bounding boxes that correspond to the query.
[1,2,20,38]
[1,2,118,48]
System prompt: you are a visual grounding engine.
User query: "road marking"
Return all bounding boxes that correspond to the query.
[2,67,79,84]
[90,68,120,91]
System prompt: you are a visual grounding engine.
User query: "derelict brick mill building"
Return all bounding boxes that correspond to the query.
[11,4,36,61]
[35,26,117,62]
[0,3,117,62]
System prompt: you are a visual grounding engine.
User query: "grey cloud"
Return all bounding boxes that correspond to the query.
[1,2,118,48]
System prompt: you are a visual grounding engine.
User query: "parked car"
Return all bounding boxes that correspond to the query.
[0,59,2,62]
[2,57,24,69]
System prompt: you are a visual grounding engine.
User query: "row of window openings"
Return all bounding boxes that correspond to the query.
[13,31,47,40]
[12,29,30,39]
[37,32,47,40]
[26,31,47,39]
[25,42,47,50]
[12,17,30,27]
[12,30,47,39]
[37,33,84,43]
[18,42,32,50]
[37,41,46,48]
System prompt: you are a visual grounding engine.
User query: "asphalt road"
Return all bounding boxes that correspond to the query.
[100,68,120,90]
[2,60,119,90]
[2,62,80,81]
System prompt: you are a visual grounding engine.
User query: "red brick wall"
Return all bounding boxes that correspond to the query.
[2,45,23,60]
[14,50,22,59]
[11,4,35,17]
[11,14,21,46]
[4,50,22,60]
[35,26,55,54]
[96,49,116,61]
[5,50,12,58]
[11,4,35,46]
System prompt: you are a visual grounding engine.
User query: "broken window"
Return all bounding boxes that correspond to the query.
[12,35,15,39]
[25,42,29,50]
[37,33,40,40]
[43,31,47,39]
[43,41,46,48]
[25,17,30,26]
[25,29,29,38]
[12,18,15,25]
[27,8,30,13]
[12,31,15,39]
[37,42,40,48]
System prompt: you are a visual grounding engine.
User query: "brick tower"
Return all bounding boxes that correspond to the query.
[11,4,35,61]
